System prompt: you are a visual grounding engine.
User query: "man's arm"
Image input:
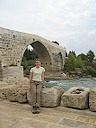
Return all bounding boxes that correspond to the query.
[41,72,45,88]
[29,72,33,82]
[29,72,33,90]
[41,72,44,82]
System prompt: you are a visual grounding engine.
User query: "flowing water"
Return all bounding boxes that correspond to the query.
[45,78,96,91]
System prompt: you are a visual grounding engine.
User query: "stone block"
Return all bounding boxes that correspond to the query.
[0,85,28,103]
[61,87,89,109]
[0,78,29,100]
[0,84,64,107]
[89,87,96,112]
[27,86,64,107]
[2,66,24,84]
[0,81,9,99]
[6,85,28,103]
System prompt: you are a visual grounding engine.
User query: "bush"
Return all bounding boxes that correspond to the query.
[82,66,96,77]
[64,50,96,77]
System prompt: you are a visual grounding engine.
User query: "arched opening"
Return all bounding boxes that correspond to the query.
[58,52,63,71]
[21,41,52,77]
[31,41,52,69]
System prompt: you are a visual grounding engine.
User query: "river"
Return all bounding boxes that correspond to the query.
[45,78,96,91]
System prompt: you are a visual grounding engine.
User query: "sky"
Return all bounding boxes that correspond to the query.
[0,0,96,55]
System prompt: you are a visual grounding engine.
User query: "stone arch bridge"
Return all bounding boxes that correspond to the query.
[0,27,66,83]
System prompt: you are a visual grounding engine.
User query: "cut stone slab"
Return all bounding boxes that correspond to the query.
[0,80,29,101]
[89,87,96,112]
[0,85,28,103]
[6,85,28,103]
[27,86,64,107]
[61,87,89,109]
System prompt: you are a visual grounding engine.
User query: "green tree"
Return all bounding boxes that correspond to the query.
[76,56,83,68]
[82,66,96,77]
[30,49,39,60]
[24,49,31,60]
[64,50,96,77]
[68,52,76,69]
[24,48,39,60]
[21,49,38,76]
[70,51,76,57]
[87,50,95,62]
[64,52,76,72]
[64,58,73,72]
[21,56,28,70]
[78,53,87,61]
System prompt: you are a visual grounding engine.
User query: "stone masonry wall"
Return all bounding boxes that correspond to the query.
[0,27,66,81]
[2,66,24,83]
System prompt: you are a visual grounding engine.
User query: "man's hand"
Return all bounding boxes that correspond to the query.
[42,81,45,88]
[29,81,32,91]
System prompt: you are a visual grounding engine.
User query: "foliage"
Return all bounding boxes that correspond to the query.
[64,52,83,73]
[21,49,38,76]
[78,53,87,61]
[69,51,76,57]
[64,58,74,72]
[75,56,83,68]
[82,66,96,77]
[86,50,95,62]
[24,49,39,60]
[68,52,76,69]
[64,50,96,77]
[21,48,96,77]
[21,56,28,69]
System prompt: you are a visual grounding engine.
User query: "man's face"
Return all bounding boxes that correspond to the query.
[35,60,41,67]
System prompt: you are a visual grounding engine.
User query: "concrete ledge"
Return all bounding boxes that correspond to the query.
[61,87,89,109]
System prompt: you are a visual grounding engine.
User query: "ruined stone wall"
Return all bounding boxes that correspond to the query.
[2,66,23,82]
[0,27,30,66]
[0,27,66,70]
[0,27,67,82]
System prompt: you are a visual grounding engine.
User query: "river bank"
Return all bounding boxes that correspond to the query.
[45,72,96,81]
[45,77,96,91]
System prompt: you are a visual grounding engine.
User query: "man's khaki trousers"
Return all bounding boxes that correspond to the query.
[30,81,43,108]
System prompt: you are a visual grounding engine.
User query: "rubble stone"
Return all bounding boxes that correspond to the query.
[61,87,89,109]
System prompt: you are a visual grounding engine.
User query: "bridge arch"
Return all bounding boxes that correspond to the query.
[21,41,52,72]
[58,52,63,71]
[0,27,66,83]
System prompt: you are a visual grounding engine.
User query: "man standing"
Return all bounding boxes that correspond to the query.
[29,59,45,114]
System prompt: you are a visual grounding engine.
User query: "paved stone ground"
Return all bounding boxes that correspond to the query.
[0,99,96,128]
